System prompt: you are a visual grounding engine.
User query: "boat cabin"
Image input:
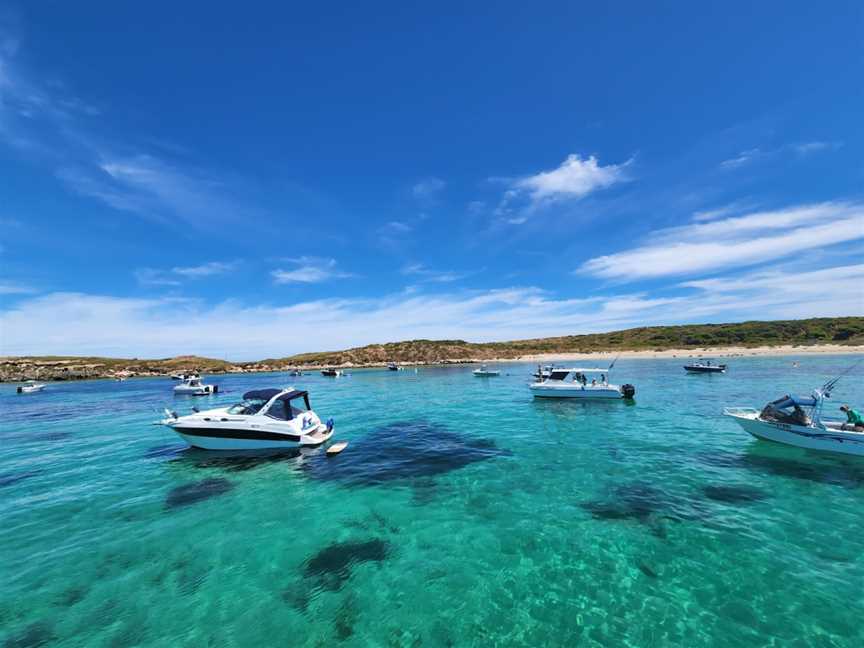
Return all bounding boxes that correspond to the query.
[543,368,610,384]
[759,394,816,426]
[228,388,312,421]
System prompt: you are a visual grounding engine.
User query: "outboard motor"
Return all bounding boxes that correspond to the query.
[621,384,636,399]
[16,386,22,393]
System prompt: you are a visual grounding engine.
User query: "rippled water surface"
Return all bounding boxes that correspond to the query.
[2,356,863,647]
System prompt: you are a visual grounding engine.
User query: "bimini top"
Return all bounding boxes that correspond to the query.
[242,388,308,401]
[766,394,818,409]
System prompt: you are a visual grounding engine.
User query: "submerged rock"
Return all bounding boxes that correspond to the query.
[164,478,234,509]
[2,621,54,648]
[305,420,511,486]
[702,484,768,504]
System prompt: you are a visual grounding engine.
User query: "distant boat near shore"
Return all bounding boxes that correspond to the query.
[684,361,727,373]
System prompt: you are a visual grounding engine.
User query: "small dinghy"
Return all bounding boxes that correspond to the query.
[684,360,727,373]
[327,441,349,456]
[17,380,46,394]
[173,375,218,396]
[725,370,864,456]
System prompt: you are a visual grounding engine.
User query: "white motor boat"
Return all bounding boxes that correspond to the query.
[387,362,401,371]
[163,387,334,450]
[529,367,635,399]
[684,360,727,373]
[532,364,556,380]
[473,364,500,377]
[17,380,46,394]
[321,368,344,377]
[724,378,864,456]
[173,375,218,396]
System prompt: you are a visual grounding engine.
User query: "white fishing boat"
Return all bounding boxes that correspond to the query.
[529,367,635,399]
[173,375,218,396]
[17,380,46,394]
[321,368,344,377]
[387,362,401,371]
[162,387,334,450]
[473,364,500,377]
[724,375,864,456]
[684,360,727,373]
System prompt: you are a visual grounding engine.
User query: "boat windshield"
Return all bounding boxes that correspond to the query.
[226,398,268,415]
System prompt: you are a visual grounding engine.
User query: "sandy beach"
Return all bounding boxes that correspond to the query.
[507,344,864,363]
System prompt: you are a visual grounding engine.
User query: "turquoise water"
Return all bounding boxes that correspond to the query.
[2,356,863,647]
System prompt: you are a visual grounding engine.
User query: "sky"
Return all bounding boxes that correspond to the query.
[0,1,862,360]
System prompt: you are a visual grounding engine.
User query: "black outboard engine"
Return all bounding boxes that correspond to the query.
[621,384,636,399]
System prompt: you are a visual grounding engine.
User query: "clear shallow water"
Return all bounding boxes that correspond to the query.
[2,356,863,648]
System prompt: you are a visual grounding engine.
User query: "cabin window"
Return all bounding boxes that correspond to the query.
[266,399,291,420]
[288,396,309,418]
[227,399,266,415]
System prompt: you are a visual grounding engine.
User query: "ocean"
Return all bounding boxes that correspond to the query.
[2,355,863,647]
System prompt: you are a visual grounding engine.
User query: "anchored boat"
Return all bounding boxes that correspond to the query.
[529,367,635,400]
[724,373,864,456]
[163,387,335,450]
[473,364,501,377]
[17,380,46,394]
[173,375,218,396]
[321,368,344,377]
[684,360,727,373]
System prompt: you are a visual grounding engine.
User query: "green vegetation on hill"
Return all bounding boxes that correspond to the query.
[2,317,862,381]
[276,317,864,365]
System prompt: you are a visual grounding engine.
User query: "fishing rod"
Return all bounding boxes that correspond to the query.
[608,353,621,372]
[821,359,863,397]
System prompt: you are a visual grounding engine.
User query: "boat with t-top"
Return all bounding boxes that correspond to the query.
[473,364,500,377]
[162,387,334,450]
[724,375,864,456]
[684,360,727,373]
[529,367,635,399]
[17,380,46,394]
[173,375,218,396]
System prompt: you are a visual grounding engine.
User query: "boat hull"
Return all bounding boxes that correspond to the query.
[725,411,864,456]
[685,365,726,373]
[530,385,623,399]
[172,424,334,450]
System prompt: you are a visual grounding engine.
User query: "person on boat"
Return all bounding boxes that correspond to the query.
[840,405,864,431]
[591,378,596,386]
[600,374,606,384]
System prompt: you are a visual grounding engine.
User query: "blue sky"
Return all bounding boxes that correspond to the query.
[1,1,862,359]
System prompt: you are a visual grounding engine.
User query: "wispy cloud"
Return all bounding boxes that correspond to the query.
[0,35,259,229]
[135,261,237,285]
[401,263,474,283]
[412,177,445,199]
[3,264,861,358]
[271,257,353,284]
[0,280,36,295]
[495,153,631,222]
[692,200,757,222]
[580,202,864,281]
[719,148,765,169]
[791,141,843,156]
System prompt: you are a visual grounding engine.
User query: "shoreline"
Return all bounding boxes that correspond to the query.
[2,344,863,384]
[503,344,864,363]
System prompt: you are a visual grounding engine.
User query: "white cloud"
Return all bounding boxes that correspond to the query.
[401,263,472,283]
[271,257,353,284]
[495,154,630,222]
[792,141,842,156]
[2,265,861,358]
[692,200,756,222]
[171,261,237,278]
[580,202,864,281]
[0,38,257,229]
[135,261,237,285]
[719,148,765,169]
[0,281,36,295]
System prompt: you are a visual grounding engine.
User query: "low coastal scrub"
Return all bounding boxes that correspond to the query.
[2,317,862,382]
